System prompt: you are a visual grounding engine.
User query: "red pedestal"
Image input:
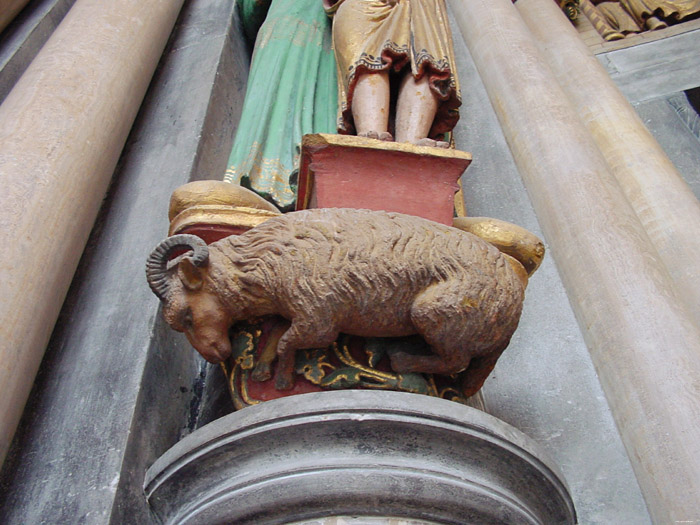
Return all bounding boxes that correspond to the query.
[297,134,471,225]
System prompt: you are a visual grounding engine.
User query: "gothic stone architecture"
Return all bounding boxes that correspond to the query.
[1,0,699,523]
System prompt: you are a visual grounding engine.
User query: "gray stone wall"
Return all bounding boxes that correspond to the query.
[0,1,245,522]
[597,25,700,198]
[634,94,700,200]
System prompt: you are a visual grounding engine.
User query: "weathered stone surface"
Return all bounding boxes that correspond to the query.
[0,0,187,468]
[520,0,700,328]
[0,0,77,104]
[0,0,247,522]
[635,94,700,200]
[447,4,651,523]
[145,391,576,524]
[293,516,437,525]
[597,26,700,102]
[0,0,31,34]
[451,1,700,522]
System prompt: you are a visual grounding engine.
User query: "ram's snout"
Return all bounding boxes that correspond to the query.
[182,292,233,363]
[185,328,232,363]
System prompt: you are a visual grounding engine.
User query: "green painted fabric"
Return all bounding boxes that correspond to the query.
[226,0,338,211]
[237,0,271,44]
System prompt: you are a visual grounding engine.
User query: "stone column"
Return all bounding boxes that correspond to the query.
[0,0,184,465]
[0,0,31,33]
[448,0,700,522]
[517,0,700,327]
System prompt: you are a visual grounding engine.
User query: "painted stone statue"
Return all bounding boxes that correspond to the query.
[224,0,338,211]
[162,1,540,406]
[574,0,700,40]
[325,0,461,147]
[147,209,534,396]
[618,0,700,28]
[225,0,462,213]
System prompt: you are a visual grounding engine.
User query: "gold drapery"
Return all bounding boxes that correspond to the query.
[587,0,700,37]
[619,0,700,25]
[594,1,645,33]
[328,0,460,139]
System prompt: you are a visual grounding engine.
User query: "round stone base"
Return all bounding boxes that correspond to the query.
[144,391,576,524]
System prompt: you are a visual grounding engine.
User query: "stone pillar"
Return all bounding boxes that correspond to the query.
[0,0,31,33]
[448,0,700,522]
[517,0,700,327]
[0,0,184,465]
[0,0,79,105]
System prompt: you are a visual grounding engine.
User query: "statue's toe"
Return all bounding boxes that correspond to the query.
[359,130,380,140]
[413,138,449,149]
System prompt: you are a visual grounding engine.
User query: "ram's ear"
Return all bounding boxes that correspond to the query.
[178,257,205,290]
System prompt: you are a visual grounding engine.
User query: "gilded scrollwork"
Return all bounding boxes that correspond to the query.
[221,318,479,410]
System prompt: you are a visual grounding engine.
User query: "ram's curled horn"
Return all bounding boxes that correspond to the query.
[146,234,209,300]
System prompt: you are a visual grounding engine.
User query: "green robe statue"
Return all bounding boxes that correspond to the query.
[225,0,338,211]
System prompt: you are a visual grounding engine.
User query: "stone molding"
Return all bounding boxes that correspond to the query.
[145,391,576,524]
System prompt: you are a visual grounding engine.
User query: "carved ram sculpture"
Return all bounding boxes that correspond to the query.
[146,208,531,395]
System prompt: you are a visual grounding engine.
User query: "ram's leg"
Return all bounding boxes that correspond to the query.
[460,350,502,398]
[390,346,469,375]
[251,318,290,382]
[391,284,474,375]
[274,321,338,391]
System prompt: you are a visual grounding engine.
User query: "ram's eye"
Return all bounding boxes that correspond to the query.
[183,308,193,329]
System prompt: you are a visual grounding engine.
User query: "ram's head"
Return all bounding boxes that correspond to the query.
[146,235,232,363]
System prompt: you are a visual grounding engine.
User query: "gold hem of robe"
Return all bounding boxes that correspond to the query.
[330,0,461,139]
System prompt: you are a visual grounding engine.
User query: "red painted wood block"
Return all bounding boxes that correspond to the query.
[297,134,472,225]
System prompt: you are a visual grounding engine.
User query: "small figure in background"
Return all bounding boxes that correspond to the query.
[618,0,700,30]
[572,0,700,41]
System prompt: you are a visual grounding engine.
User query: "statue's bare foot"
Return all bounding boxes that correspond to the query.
[414,138,449,148]
[359,131,380,140]
[359,131,394,142]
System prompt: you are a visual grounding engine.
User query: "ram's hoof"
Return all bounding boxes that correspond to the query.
[274,374,295,391]
[390,351,414,373]
[251,363,272,382]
